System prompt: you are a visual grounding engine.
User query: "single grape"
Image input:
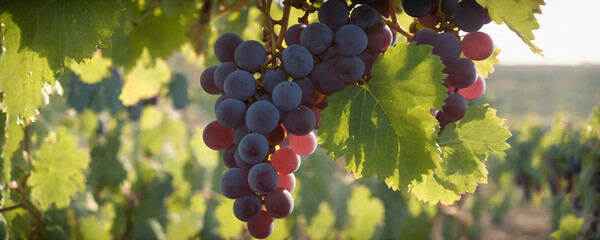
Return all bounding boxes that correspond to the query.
[411,29,436,46]
[293,77,315,104]
[369,0,390,17]
[246,101,280,134]
[277,173,296,193]
[215,33,244,63]
[248,211,275,239]
[358,51,379,79]
[350,5,380,31]
[214,95,227,113]
[203,121,233,150]
[457,75,486,100]
[334,55,365,83]
[266,124,285,146]
[282,45,314,78]
[233,124,251,145]
[263,69,287,94]
[300,23,334,55]
[265,188,294,219]
[215,98,246,128]
[285,24,306,46]
[443,58,477,89]
[440,93,467,122]
[234,40,267,72]
[284,106,316,136]
[235,150,254,169]
[248,163,279,195]
[233,194,263,222]
[402,0,434,18]
[442,0,458,15]
[311,62,345,95]
[219,168,251,199]
[270,148,301,174]
[461,31,494,60]
[199,66,222,95]
[335,24,368,56]
[418,12,439,29]
[289,132,317,156]
[223,144,239,169]
[318,0,349,31]
[366,21,393,53]
[433,32,462,64]
[214,62,238,91]
[452,0,486,32]
[223,70,257,101]
[238,133,270,165]
[272,81,303,111]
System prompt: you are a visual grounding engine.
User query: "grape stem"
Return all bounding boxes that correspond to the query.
[383,0,411,40]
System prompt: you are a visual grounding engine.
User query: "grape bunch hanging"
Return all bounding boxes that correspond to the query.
[403,0,494,128]
[200,0,394,238]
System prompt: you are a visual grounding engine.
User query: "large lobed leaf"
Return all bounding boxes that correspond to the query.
[319,42,447,191]
[28,128,90,210]
[479,0,545,55]
[409,105,511,205]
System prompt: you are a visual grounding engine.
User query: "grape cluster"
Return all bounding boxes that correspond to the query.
[199,1,395,237]
[404,0,493,129]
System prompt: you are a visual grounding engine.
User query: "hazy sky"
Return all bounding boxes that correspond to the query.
[481,0,600,65]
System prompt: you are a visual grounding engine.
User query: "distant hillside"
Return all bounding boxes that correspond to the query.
[475,65,600,127]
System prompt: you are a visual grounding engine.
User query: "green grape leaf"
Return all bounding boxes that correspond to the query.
[28,128,90,210]
[166,194,206,240]
[119,50,171,106]
[410,105,511,205]
[478,0,544,55]
[550,215,584,240]
[73,215,111,240]
[0,13,53,121]
[319,42,447,190]
[345,186,385,239]
[2,119,23,184]
[68,51,113,84]
[0,0,122,71]
[473,48,501,78]
[307,202,336,240]
[138,106,188,159]
[161,0,199,18]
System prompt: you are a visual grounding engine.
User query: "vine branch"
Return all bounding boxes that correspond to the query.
[383,0,411,39]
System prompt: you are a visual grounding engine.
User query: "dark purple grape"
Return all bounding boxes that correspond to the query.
[233,124,251,145]
[234,40,267,73]
[284,106,316,136]
[246,101,280,134]
[214,95,227,113]
[200,66,222,95]
[311,62,345,95]
[265,188,294,219]
[238,133,270,165]
[350,5,380,31]
[369,0,390,18]
[366,21,393,53]
[263,69,287,94]
[442,0,458,15]
[443,58,477,89]
[402,0,434,18]
[318,0,349,31]
[223,70,257,101]
[248,211,275,239]
[293,77,315,104]
[440,93,467,122]
[235,150,253,169]
[215,98,246,128]
[266,124,285,146]
[335,24,368,56]
[272,81,302,111]
[433,32,461,64]
[412,29,436,46]
[215,33,243,63]
[223,144,239,168]
[358,51,379,79]
[233,194,262,222]
[300,23,334,55]
[285,24,306,46]
[334,55,365,83]
[219,168,251,199]
[248,163,279,195]
[282,44,314,78]
[452,0,486,32]
[214,62,238,91]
